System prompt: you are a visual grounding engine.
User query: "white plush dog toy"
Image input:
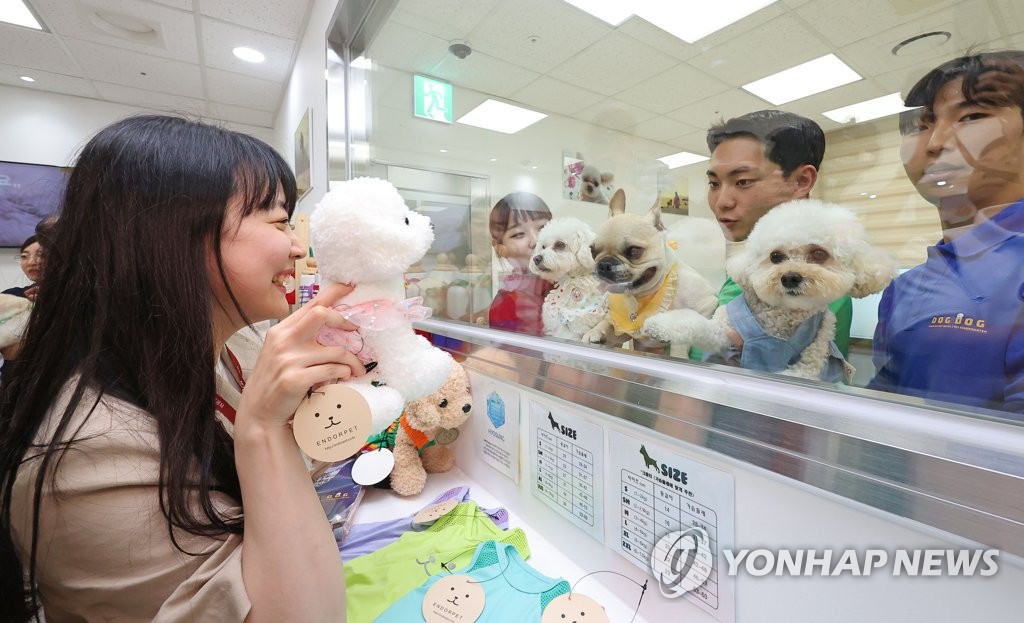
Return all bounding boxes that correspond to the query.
[310,177,453,430]
[643,200,897,381]
[529,217,608,340]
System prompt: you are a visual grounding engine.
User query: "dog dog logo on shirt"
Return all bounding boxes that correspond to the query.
[548,412,560,431]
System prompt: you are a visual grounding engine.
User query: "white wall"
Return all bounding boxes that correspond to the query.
[0,84,278,291]
[274,1,341,214]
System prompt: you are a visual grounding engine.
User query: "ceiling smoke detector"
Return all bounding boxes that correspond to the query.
[448,42,472,60]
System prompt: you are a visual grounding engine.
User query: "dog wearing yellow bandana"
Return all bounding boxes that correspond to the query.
[583,189,718,357]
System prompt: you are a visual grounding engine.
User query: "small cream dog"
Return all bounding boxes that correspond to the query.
[583,189,718,355]
[529,217,608,340]
[643,200,897,381]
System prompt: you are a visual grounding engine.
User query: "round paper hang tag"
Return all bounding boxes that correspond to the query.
[541,593,610,623]
[412,498,458,525]
[292,384,372,463]
[422,574,485,623]
[352,448,395,485]
[435,428,459,445]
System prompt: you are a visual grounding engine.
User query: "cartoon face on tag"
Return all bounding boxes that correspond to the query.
[422,574,485,623]
[292,384,372,462]
[541,593,609,623]
[412,499,458,525]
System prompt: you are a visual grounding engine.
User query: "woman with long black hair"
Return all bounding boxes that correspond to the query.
[0,115,364,622]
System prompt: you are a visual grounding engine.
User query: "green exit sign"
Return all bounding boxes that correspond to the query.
[413,75,453,124]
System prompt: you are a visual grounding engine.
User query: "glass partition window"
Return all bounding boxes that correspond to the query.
[331,0,1024,422]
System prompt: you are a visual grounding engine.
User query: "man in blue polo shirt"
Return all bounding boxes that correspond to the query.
[870,51,1024,417]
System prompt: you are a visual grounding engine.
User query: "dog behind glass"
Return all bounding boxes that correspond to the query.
[583,189,718,356]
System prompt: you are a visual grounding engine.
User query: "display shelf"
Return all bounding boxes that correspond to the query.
[354,466,650,622]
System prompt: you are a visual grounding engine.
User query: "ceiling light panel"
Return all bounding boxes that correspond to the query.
[639,0,778,43]
[0,0,42,29]
[561,0,633,26]
[564,0,778,42]
[742,54,862,105]
[658,151,709,169]
[823,93,916,124]
[456,99,547,134]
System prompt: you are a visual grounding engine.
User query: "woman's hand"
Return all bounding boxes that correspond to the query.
[238,283,366,431]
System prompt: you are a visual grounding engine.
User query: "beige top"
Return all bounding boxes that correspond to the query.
[11,328,265,622]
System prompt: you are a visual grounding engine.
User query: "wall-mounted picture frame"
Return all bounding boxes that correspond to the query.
[294,108,312,200]
[657,169,690,216]
[0,160,69,247]
[562,150,616,205]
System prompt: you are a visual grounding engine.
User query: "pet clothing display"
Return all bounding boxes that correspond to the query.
[341,486,509,559]
[345,501,530,623]
[375,540,571,622]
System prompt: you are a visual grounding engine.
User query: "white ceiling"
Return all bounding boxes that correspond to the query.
[368,0,1024,156]
[3,0,1022,140]
[0,0,313,128]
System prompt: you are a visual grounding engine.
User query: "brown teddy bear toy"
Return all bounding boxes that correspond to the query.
[390,361,473,496]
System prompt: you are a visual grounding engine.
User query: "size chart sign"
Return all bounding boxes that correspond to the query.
[529,400,604,542]
[608,431,735,623]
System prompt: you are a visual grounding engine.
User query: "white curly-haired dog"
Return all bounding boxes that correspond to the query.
[528,217,608,340]
[643,200,897,381]
[310,177,453,430]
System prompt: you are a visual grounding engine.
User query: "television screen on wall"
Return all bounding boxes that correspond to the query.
[0,160,69,248]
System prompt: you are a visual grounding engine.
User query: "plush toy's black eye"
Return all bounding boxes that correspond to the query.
[439,398,449,408]
[626,246,644,261]
[553,241,566,251]
[404,217,410,225]
[314,412,320,417]
[769,251,786,264]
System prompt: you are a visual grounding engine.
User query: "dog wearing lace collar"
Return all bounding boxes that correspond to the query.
[528,217,608,341]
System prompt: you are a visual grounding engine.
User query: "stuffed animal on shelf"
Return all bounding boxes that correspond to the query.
[310,177,454,432]
[390,361,473,496]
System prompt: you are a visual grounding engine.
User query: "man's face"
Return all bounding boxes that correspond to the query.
[900,77,1024,224]
[707,136,810,242]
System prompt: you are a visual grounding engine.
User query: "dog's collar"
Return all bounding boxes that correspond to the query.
[400,412,436,453]
[607,262,679,335]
